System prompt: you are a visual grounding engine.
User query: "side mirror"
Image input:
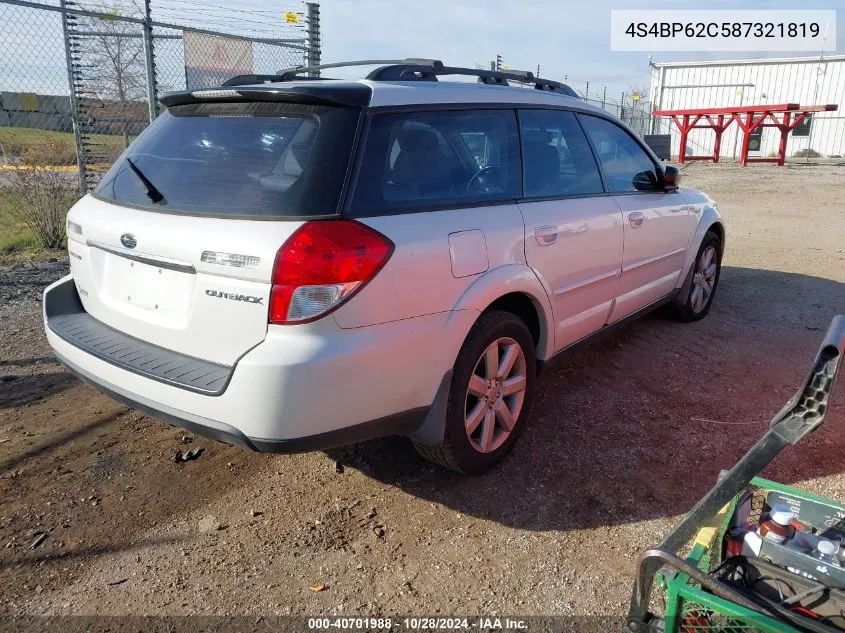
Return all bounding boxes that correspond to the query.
[663,165,681,190]
[632,170,659,192]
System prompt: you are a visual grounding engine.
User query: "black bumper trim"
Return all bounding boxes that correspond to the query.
[45,277,233,396]
[249,407,427,453]
[55,351,428,454]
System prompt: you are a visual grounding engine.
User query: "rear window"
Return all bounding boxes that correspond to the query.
[95,101,360,218]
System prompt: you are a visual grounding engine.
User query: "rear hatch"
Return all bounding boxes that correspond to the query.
[66,98,361,366]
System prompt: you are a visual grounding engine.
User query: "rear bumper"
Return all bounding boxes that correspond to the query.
[55,350,426,453]
[44,276,475,451]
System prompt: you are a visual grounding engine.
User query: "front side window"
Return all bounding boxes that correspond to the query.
[95,101,360,218]
[518,109,604,198]
[350,109,521,215]
[578,114,661,194]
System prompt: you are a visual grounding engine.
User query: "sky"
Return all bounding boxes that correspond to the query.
[318,0,843,100]
[0,0,841,101]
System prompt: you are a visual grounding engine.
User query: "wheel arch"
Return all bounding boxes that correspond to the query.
[674,209,725,308]
[410,265,554,448]
[451,264,555,362]
[677,207,725,292]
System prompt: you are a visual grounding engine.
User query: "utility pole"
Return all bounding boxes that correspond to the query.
[536,64,540,77]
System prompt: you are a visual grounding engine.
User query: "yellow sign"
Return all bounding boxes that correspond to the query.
[632,93,641,102]
[285,11,299,23]
[99,8,119,22]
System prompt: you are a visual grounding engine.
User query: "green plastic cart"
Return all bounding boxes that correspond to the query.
[628,315,845,633]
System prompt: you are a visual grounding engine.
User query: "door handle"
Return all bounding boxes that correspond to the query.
[534,225,559,246]
[629,212,645,228]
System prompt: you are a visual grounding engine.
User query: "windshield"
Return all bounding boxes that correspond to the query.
[95,101,360,218]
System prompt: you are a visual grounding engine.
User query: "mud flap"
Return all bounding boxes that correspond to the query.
[406,369,452,446]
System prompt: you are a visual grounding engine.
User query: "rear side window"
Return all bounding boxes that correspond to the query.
[518,109,604,198]
[95,102,360,218]
[349,109,521,215]
[578,114,661,193]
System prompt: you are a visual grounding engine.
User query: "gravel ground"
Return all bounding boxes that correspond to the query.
[0,161,844,620]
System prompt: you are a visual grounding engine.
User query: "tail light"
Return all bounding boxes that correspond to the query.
[269,220,394,325]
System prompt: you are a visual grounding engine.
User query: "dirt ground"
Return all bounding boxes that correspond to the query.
[1,161,844,620]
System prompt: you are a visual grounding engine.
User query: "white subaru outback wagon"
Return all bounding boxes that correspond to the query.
[43,59,724,474]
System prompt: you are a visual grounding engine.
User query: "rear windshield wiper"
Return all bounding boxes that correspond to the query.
[125,157,165,204]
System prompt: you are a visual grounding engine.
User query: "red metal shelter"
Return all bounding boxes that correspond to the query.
[652,103,838,166]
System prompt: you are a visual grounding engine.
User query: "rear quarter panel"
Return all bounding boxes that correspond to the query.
[333,204,526,326]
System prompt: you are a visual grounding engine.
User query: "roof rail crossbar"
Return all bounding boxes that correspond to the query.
[364,64,443,82]
[221,74,321,87]
[478,76,509,86]
[221,58,579,98]
[367,63,579,97]
[276,58,443,81]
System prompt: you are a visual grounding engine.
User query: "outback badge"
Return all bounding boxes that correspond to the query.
[206,289,264,305]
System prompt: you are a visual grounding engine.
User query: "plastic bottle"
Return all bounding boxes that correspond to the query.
[757,505,796,544]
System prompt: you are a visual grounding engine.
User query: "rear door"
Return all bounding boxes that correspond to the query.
[578,114,692,323]
[516,109,623,352]
[336,108,526,328]
[66,100,360,366]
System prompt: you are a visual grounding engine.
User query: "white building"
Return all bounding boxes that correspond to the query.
[649,55,845,160]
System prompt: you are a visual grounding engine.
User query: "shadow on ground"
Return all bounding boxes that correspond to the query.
[327,266,845,532]
[0,371,76,408]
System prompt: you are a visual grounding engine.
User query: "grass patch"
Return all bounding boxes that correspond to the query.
[0,128,129,166]
[0,188,39,252]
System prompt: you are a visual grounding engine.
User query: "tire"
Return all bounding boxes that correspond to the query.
[671,231,722,323]
[413,309,536,474]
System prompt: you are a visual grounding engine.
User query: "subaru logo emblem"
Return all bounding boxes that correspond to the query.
[120,233,137,249]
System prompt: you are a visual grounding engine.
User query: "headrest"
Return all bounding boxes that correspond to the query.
[280,118,317,177]
[397,127,440,153]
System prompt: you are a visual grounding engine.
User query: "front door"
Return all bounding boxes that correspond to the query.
[578,114,692,323]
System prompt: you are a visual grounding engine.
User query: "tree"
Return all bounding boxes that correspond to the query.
[76,4,148,148]
[628,84,650,104]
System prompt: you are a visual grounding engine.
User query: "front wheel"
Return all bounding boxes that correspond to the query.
[671,231,722,322]
[413,310,535,474]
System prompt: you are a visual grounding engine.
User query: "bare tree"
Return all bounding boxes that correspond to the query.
[629,84,650,102]
[78,5,147,147]
[7,148,80,249]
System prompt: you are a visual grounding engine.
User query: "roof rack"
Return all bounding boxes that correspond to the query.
[223,58,578,97]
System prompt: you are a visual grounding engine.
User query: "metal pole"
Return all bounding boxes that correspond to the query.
[732,89,744,160]
[584,81,589,102]
[141,0,158,122]
[650,65,665,135]
[601,86,606,109]
[305,2,321,77]
[59,0,86,193]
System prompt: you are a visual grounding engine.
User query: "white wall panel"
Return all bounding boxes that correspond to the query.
[650,56,845,159]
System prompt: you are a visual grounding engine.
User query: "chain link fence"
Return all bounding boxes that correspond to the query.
[571,85,654,140]
[0,0,319,192]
